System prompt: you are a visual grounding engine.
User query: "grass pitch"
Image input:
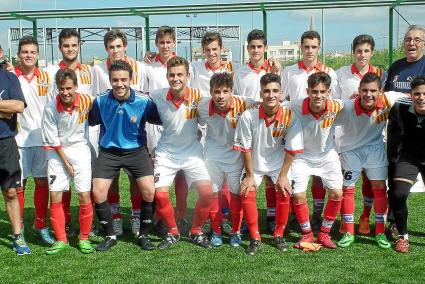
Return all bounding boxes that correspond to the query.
[1,177,425,283]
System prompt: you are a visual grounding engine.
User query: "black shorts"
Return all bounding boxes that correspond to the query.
[93,146,153,180]
[394,154,425,183]
[0,137,22,190]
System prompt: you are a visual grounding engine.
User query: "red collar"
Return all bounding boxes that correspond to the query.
[205,61,225,72]
[298,60,322,73]
[166,87,191,108]
[56,93,80,114]
[248,60,269,74]
[351,63,374,79]
[208,96,235,117]
[106,57,130,70]
[302,98,329,120]
[155,52,176,66]
[354,96,384,117]
[259,104,282,127]
[14,66,41,83]
[59,60,82,70]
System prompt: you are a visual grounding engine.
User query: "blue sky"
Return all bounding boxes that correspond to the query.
[1,0,425,63]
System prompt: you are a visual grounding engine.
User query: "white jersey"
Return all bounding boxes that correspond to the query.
[12,67,54,147]
[233,104,304,172]
[92,57,144,95]
[45,61,93,97]
[141,55,172,93]
[42,93,92,160]
[335,92,407,153]
[233,61,271,101]
[150,87,206,160]
[290,98,344,162]
[281,61,338,101]
[197,95,254,170]
[190,61,237,94]
[335,64,386,100]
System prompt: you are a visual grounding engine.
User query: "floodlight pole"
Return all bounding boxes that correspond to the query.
[130,9,150,53]
[261,3,267,59]
[389,6,394,65]
[11,12,37,40]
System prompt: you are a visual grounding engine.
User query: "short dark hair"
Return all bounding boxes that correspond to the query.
[301,31,321,45]
[202,32,223,49]
[411,76,425,90]
[260,73,281,87]
[18,35,39,53]
[108,60,133,79]
[352,34,375,52]
[104,29,127,48]
[155,26,176,43]
[58,28,80,47]
[55,68,78,87]
[210,72,233,91]
[307,72,331,89]
[167,56,190,75]
[247,29,267,45]
[359,72,382,90]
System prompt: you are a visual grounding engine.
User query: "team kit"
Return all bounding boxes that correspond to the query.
[0,24,425,257]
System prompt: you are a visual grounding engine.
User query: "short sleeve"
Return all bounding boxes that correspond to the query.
[42,107,61,149]
[233,111,252,152]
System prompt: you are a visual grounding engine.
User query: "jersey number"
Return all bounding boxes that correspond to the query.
[342,170,353,181]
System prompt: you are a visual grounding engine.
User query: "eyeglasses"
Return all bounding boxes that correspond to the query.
[404,37,425,44]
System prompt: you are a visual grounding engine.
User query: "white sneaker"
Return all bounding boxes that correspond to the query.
[112,218,123,236]
[131,218,140,237]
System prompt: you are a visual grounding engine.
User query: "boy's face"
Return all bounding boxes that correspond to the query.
[155,34,176,58]
[307,82,329,110]
[247,39,266,62]
[411,84,425,115]
[60,36,80,62]
[110,70,131,100]
[211,85,232,110]
[301,38,320,62]
[58,78,77,106]
[18,43,39,68]
[354,43,373,68]
[204,40,222,66]
[358,81,382,111]
[167,65,189,94]
[106,38,127,62]
[260,82,282,109]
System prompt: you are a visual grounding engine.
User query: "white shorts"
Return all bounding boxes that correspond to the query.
[47,146,92,193]
[292,150,343,194]
[241,168,291,189]
[89,126,100,163]
[19,146,47,179]
[204,159,243,194]
[154,155,210,188]
[340,143,388,187]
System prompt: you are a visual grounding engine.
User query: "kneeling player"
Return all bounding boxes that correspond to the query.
[290,72,344,249]
[197,72,255,247]
[234,73,303,255]
[89,60,162,251]
[336,73,406,249]
[42,69,94,254]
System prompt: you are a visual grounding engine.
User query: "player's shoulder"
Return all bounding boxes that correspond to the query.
[327,98,344,111]
[335,65,351,76]
[43,65,60,75]
[95,89,111,102]
[320,63,336,75]
[187,87,204,101]
[78,93,93,102]
[134,90,152,101]
[79,63,92,72]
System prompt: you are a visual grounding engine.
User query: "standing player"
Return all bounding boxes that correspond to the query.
[336,73,406,249]
[0,65,31,255]
[42,69,94,254]
[290,72,344,249]
[13,36,55,244]
[45,28,95,238]
[281,31,339,232]
[197,72,254,247]
[151,57,213,249]
[234,73,304,255]
[390,76,425,253]
[92,29,145,236]
[89,60,161,251]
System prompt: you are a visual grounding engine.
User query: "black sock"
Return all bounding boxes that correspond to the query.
[139,200,154,236]
[95,201,115,236]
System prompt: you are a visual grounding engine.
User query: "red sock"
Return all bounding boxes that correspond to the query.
[34,184,49,229]
[155,191,178,235]
[220,184,231,219]
[174,173,188,221]
[209,196,221,234]
[62,190,72,224]
[130,194,143,219]
[341,187,355,234]
[230,193,243,233]
[16,187,24,227]
[108,192,121,219]
[294,202,311,234]
[360,173,374,219]
[312,176,326,215]
[79,202,93,240]
[274,191,290,237]
[191,184,213,235]
[320,198,342,233]
[265,184,276,219]
[373,187,388,234]
[242,191,261,240]
[50,202,67,242]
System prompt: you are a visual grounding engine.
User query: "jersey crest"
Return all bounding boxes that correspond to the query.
[127,58,139,86]
[77,94,93,124]
[272,106,293,137]
[228,96,248,128]
[78,64,92,85]
[36,71,51,96]
[374,95,390,124]
[321,100,342,128]
[184,88,202,119]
